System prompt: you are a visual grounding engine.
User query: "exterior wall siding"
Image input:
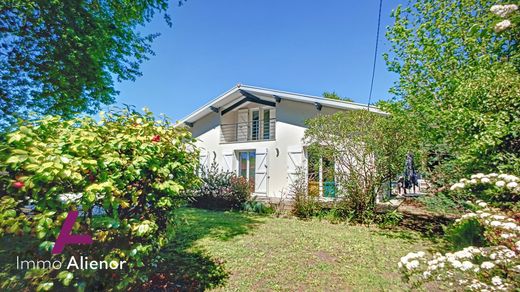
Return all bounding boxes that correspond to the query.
[190,99,346,198]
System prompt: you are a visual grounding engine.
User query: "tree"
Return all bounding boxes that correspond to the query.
[0,109,199,290]
[0,0,181,130]
[382,1,520,186]
[304,110,409,220]
[322,91,354,102]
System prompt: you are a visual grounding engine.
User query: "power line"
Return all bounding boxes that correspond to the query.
[367,0,383,110]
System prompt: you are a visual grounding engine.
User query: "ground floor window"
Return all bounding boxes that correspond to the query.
[307,147,335,197]
[238,151,256,191]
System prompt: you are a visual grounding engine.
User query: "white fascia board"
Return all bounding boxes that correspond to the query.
[241,85,387,115]
[176,85,241,126]
[176,84,388,126]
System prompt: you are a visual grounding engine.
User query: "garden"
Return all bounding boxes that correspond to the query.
[0,0,519,291]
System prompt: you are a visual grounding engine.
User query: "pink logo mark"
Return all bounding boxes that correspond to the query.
[52,211,93,254]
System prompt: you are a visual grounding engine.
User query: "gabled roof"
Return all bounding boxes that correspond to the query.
[177,84,387,126]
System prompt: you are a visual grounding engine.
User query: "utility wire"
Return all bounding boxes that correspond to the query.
[366,1,386,291]
[367,0,383,110]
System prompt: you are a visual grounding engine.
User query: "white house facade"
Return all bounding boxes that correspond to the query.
[178,84,385,198]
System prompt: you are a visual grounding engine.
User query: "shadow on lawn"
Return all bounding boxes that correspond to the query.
[135,207,264,291]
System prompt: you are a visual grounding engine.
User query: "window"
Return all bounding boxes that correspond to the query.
[306,147,335,197]
[263,109,271,140]
[238,151,256,191]
[251,110,260,141]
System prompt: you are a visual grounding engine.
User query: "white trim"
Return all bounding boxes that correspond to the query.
[176,84,387,126]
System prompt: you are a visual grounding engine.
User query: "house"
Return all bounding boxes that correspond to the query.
[178,84,386,198]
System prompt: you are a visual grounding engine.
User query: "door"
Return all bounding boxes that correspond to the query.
[237,109,248,142]
[238,151,256,192]
[255,148,268,194]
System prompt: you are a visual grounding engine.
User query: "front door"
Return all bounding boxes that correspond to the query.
[238,150,256,192]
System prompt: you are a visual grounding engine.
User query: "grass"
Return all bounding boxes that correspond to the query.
[152,208,437,291]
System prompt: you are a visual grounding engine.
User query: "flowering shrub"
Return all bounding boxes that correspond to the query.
[490,4,518,32]
[449,173,519,204]
[398,173,520,291]
[190,161,251,210]
[0,109,199,290]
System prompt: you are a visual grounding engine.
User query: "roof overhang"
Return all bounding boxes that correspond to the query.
[177,84,388,127]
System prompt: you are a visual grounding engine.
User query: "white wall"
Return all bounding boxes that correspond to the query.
[190,99,346,198]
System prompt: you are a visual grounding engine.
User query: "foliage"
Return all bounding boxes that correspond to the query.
[291,190,323,219]
[289,169,323,219]
[445,218,488,250]
[383,0,520,186]
[0,0,186,130]
[242,199,273,215]
[190,161,251,211]
[322,91,354,102]
[0,109,199,290]
[304,110,410,221]
[416,193,463,215]
[398,173,520,291]
[375,210,404,229]
[449,172,519,205]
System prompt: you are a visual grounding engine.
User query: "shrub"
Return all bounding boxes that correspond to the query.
[445,218,487,250]
[398,173,520,290]
[375,210,404,229]
[416,193,463,215]
[304,110,410,222]
[190,162,251,210]
[0,109,199,290]
[242,199,273,214]
[292,194,322,219]
[289,169,323,219]
[449,173,519,205]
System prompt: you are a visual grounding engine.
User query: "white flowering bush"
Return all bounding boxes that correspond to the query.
[398,173,520,291]
[449,173,519,204]
[490,4,518,32]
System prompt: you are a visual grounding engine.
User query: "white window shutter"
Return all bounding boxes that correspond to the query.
[287,145,304,184]
[255,148,268,194]
[222,151,234,173]
[237,109,248,142]
[199,150,209,175]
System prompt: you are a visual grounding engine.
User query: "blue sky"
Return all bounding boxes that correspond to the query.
[115,0,405,121]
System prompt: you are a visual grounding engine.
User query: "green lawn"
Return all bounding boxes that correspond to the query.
[153,208,436,291]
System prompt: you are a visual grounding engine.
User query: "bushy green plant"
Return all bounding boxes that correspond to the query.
[399,171,520,290]
[445,218,487,250]
[242,199,273,214]
[417,193,463,215]
[190,161,251,210]
[288,169,322,219]
[375,210,404,229]
[304,110,410,222]
[449,173,519,206]
[292,195,323,219]
[383,0,520,183]
[0,109,199,290]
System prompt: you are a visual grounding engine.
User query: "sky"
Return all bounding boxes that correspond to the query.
[114,0,406,121]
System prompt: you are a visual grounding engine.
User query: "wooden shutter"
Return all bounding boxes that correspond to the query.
[255,148,268,194]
